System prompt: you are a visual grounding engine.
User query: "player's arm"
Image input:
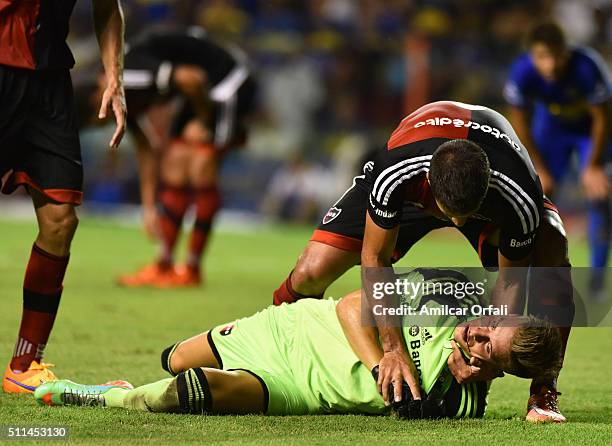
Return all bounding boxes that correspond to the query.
[336,290,383,371]
[491,251,531,314]
[131,124,160,238]
[508,106,555,195]
[581,103,610,200]
[92,0,126,148]
[362,213,422,402]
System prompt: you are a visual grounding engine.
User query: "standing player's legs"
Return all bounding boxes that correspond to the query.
[2,69,82,393]
[119,140,193,287]
[4,192,77,392]
[157,142,192,270]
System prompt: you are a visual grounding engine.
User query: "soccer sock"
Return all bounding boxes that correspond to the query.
[272,270,323,306]
[160,342,180,376]
[530,377,557,395]
[10,244,69,372]
[176,368,213,414]
[157,185,191,268]
[112,368,212,414]
[187,186,221,272]
[107,378,178,412]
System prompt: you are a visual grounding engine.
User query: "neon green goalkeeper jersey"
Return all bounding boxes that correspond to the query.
[210,268,485,416]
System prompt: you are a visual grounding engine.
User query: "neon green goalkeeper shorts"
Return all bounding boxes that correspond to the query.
[208,299,386,416]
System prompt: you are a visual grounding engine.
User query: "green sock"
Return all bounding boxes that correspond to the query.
[105,378,180,412]
[104,387,131,408]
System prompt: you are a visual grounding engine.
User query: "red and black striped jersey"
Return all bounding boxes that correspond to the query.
[368,101,543,261]
[0,0,77,70]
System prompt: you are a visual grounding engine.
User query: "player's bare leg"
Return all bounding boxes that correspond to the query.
[3,189,78,393]
[118,141,192,288]
[160,332,220,374]
[273,241,360,305]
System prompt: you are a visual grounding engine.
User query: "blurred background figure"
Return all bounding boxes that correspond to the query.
[504,22,611,298]
[117,27,256,288]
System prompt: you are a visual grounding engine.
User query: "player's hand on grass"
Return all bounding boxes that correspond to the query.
[377,349,422,405]
[448,340,504,384]
[99,82,127,148]
[581,165,609,201]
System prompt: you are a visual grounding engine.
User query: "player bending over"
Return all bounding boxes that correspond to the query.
[79,27,255,287]
[272,100,574,422]
[35,269,561,419]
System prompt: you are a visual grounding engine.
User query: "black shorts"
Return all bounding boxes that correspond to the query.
[169,76,256,149]
[0,65,82,204]
[313,167,561,268]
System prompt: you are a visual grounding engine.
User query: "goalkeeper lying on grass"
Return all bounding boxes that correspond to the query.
[35,269,562,419]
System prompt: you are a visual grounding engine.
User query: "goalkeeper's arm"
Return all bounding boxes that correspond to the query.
[336,290,382,371]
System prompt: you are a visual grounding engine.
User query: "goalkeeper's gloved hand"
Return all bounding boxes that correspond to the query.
[371,365,445,420]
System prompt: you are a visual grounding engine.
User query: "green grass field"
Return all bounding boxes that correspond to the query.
[0,217,610,445]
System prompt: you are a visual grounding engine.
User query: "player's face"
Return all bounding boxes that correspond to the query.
[453,316,517,372]
[529,43,568,81]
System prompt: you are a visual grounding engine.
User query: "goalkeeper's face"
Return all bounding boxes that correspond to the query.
[453,316,517,372]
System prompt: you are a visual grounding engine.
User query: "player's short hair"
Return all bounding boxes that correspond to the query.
[508,316,563,379]
[526,22,567,52]
[429,139,490,216]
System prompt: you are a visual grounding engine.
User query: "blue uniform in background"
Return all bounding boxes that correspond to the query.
[504,47,612,276]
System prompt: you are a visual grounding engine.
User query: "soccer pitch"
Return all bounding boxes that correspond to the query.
[0,217,610,445]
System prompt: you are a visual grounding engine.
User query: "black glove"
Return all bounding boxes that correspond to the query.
[371,365,445,420]
[392,397,445,420]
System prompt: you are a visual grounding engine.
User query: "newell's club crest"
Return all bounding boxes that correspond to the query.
[220,324,234,336]
[322,207,342,224]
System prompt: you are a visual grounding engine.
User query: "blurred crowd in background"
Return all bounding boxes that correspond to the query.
[64,0,612,224]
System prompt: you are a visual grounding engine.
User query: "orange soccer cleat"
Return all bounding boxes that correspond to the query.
[163,265,202,288]
[526,386,566,423]
[3,361,57,394]
[117,263,177,288]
